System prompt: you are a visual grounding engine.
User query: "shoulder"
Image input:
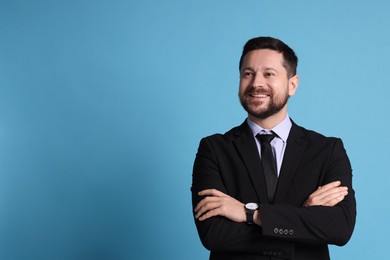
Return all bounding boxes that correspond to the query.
[291,122,346,152]
[201,121,248,143]
[292,121,340,140]
[195,121,251,155]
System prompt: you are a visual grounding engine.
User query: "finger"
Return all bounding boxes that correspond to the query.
[305,186,348,206]
[316,181,341,193]
[318,187,348,201]
[306,182,338,199]
[195,195,236,216]
[322,194,347,206]
[321,190,349,206]
[195,201,221,218]
[309,188,348,206]
[311,183,346,200]
[198,189,225,197]
[198,208,221,221]
[194,196,220,212]
[323,180,341,188]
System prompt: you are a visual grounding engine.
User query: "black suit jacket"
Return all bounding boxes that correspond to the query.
[192,120,356,260]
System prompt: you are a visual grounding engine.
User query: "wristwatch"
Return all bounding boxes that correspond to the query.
[245,202,259,224]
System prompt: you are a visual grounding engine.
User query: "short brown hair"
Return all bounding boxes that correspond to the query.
[239,36,298,78]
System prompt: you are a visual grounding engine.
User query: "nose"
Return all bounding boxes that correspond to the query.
[252,74,265,88]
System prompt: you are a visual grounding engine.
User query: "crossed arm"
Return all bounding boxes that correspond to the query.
[194,181,348,225]
[192,136,356,253]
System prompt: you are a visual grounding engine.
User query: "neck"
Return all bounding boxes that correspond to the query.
[248,109,288,129]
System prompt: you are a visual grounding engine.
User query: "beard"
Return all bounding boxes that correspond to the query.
[239,87,289,120]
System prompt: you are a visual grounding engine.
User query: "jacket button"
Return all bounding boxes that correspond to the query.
[278,229,284,234]
[262,250,272,256]
[283,229,288,235]
[289,229,294,235]
[274,228,279,234]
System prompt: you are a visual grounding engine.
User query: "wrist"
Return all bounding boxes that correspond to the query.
[244,203,259,224]
[253,210,261,226]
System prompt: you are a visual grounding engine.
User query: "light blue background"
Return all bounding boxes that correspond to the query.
[0,0,388,259]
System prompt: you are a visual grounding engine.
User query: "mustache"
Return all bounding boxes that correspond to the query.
[244,87,273,96]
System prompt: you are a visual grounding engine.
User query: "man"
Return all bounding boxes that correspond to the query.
[191,37,356,260]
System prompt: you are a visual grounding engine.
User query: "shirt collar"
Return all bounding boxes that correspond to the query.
[246,115,292,143]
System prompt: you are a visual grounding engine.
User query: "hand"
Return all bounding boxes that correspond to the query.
[194,189,245,222]
[304,181,348,207]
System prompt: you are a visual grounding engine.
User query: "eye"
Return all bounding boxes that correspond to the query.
[264,72,275,77]
[241,71,254,78]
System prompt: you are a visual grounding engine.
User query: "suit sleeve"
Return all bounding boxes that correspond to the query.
[191,137,295,256]
[192,135,356,254]
[259,138,356,246]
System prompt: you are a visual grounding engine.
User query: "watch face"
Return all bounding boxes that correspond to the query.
[246,203,258,210]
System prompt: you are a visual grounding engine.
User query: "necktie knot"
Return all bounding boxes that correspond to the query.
[256,133,276,144]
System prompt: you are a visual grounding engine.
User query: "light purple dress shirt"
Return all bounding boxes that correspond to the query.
[247,115,292,176]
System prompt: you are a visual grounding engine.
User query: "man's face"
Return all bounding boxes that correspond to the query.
[239,49,298,121]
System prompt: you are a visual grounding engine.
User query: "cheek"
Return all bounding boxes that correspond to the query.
[238,82,246,94]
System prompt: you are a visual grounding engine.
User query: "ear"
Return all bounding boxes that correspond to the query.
[288,75,299,97]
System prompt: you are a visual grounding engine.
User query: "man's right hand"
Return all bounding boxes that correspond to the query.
[304,181,348,207]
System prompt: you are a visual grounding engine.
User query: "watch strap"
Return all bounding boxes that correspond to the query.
[246,211,254,224]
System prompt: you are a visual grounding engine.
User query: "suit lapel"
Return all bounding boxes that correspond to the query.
[274,122,307,202]
[232,122,269,204]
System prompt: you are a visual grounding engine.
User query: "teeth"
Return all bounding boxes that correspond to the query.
[251,94,269,98]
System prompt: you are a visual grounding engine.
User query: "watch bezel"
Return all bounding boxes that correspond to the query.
[245,202,259,211]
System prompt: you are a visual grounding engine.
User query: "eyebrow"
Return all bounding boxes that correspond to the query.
[241,66,255,71]
[262,66,277,71]
[241,66,278,72]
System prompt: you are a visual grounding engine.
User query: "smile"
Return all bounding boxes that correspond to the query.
[250,94,270,98]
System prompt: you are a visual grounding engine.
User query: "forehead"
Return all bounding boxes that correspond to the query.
[241,49,285,70]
